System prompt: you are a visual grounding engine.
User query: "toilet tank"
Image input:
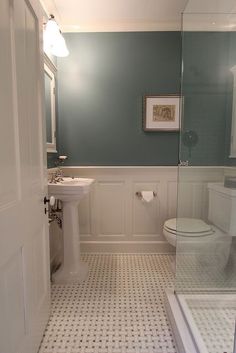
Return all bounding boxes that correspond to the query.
[208,183,236,235]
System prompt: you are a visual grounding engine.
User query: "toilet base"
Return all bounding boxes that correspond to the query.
[163,228,176,247]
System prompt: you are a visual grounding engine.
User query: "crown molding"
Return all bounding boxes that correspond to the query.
[38,0,182,32]
[61,21,182,33]
[39,0,236,33]
[39,0,62,25]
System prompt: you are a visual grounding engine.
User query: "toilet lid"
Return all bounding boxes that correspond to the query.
[164,218,212,234]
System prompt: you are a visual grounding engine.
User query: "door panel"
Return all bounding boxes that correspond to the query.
[0,0,19,210]
[0,252,26,353]
[25,3,42,188]
[4,253,26,352]
[0,0,50,352]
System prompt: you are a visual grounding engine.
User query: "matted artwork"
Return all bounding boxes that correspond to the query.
[143,95,180,131]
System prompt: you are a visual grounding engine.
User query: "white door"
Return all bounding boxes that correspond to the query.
[0,0,50,352]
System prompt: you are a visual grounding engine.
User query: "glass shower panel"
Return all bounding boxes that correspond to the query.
[174,8,236,353]
[176,12,236,293]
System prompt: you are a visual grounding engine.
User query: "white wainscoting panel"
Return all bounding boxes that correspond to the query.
[132,182,160,236]
[97,181,126,236]
[178,182,208,219]
[167,181,178,220]
[57,167,224,253]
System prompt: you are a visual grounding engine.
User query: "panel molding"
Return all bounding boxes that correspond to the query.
[132,181,160,236]
[47,166,224,253]
[96,181,126,236]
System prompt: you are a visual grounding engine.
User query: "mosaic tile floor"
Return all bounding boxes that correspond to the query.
[185,295,236,353]
[39,254,177,353]
[175,252,236,291]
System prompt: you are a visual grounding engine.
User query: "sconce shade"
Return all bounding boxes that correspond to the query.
[44,17,69,57]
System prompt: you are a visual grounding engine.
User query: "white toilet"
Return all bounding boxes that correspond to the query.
[163,183,235,273]
[163,183,236,247]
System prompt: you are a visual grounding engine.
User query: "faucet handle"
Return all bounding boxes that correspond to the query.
[55,155,68,167]
[59,155,68,161]
[50,172,56,183]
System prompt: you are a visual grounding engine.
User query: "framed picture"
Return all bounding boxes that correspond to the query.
[143,95,180,131]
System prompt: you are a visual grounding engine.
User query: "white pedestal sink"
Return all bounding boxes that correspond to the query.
[48,177,94,284]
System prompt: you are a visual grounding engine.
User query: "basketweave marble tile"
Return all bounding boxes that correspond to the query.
[186,296,236,353]
[39,254,177,353]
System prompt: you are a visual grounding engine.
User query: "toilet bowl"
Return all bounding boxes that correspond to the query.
[163,217,231,273]
[163,218,214,247]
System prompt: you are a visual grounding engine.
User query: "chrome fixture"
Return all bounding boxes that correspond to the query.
[49,209,62,228]
[179,160,189,166]
[48,197,63,228]
[50,155,68,183]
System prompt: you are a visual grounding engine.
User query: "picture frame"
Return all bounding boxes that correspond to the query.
[143,95,180,131]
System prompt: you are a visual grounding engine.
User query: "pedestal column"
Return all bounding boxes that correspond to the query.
[53,200,88,284]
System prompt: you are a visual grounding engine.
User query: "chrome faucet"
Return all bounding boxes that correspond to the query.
[50,155,68,183]
[50,169,63,183]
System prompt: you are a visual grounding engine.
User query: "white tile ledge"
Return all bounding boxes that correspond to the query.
[165,289,198,353]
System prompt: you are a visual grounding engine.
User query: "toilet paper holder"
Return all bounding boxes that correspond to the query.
[135,191,157,199]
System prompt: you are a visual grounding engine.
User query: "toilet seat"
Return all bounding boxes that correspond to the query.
[164,218,213,237]
[163,218,215,247]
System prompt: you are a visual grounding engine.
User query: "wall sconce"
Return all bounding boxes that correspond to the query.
[43,15,69,57]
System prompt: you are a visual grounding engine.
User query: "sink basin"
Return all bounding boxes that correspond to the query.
[48,177,94,284]
[48,177,94,201]
[60,177,85,185]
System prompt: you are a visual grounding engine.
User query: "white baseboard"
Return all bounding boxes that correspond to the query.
[81,241,175,253]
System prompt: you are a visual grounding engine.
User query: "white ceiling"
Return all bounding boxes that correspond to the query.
[185,0,236,13]
[41,0,188,32]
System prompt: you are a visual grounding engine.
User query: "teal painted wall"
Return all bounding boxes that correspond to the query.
[47,31,236,167]
[224,32,236,166]
[56,32,181,166]
[47,152,58,168]
[180,32,236,166]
